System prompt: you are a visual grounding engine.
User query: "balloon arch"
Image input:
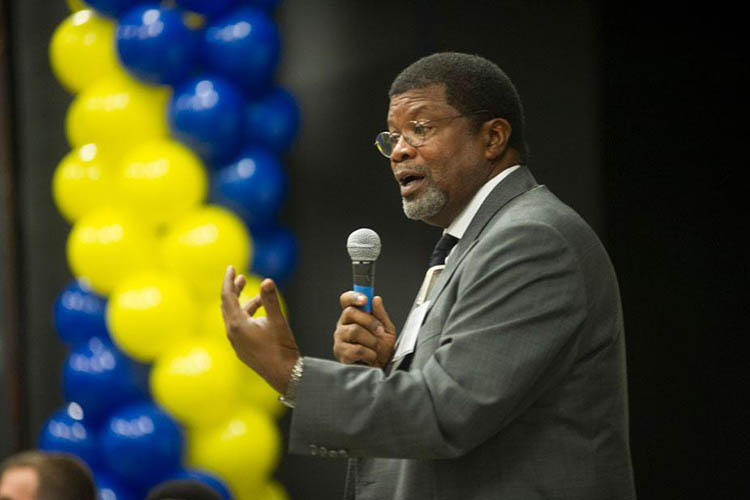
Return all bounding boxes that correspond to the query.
[44,1,299,499]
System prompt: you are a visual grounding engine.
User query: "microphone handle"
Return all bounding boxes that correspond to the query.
[352,261,375,313]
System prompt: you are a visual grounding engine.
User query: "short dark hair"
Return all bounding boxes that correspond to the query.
[146,479,224,500]
[0,450,96,500]
[390,52,529,163]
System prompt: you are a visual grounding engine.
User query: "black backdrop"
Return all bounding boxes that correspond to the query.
[0,1,741,499]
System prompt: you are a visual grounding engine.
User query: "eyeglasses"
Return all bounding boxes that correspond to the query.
[374,110,490,158]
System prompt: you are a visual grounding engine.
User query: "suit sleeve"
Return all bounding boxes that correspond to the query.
[288,221,588,459]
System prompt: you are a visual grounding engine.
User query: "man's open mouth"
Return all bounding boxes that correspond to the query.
[399,174,424,187]
[399,174,425,197]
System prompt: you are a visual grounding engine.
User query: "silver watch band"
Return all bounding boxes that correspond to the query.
[278,356,304,408]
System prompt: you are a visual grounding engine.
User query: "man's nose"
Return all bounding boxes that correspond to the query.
[390,135,417,162]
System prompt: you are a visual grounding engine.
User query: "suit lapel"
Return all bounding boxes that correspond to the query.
[422,166,539,308]
[389,166,539,373]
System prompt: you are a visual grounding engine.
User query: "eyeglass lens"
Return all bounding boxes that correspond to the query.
[375,123,424,158]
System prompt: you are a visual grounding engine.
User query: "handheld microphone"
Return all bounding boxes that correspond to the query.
[347,228,381,313]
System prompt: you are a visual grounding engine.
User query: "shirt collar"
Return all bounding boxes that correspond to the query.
[445,164,521,239]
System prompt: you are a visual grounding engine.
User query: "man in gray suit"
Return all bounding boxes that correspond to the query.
[222,52,636,499]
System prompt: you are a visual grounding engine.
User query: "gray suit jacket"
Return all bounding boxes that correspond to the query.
[289,167,636,499]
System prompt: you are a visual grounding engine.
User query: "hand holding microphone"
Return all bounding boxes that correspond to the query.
[333,229,397,367]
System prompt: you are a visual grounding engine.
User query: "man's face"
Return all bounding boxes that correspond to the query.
[387,84,491,227]
[0,467,38,500]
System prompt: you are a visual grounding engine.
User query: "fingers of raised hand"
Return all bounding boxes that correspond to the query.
[221,266,241,317]
[243,295,262,316]
[259,279,285,323]
[234,274,246,294]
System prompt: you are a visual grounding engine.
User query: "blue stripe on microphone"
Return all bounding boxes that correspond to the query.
[353,285,373,313]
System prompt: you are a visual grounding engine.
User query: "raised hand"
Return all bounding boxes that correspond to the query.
[221,265,300,394]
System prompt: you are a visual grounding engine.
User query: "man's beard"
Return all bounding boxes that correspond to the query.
[402,182,447,221]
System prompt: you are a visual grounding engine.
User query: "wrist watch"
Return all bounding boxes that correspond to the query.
[278,356,304,408]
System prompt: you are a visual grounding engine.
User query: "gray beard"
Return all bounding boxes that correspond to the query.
[402,184,448,221]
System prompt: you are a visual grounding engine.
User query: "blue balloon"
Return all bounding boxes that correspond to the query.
[54,280,109,346]
[100,402,184,489]
[116,5,199,85]
[63,337,150,425]
[245,87,300,153]
[202,7,280,97]
[169,75,245,163]
[211,148,287,228]
[83,0,144,18]
[94,471,141,500]
[167,469,233,500]
[175,0,239,18]
[39,403,99,468]
[250,225,297,285]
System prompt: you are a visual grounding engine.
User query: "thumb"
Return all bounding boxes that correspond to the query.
[259,279,285,324]
[372,296,395,334]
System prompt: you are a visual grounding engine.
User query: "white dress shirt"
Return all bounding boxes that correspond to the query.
[444,164,521,263]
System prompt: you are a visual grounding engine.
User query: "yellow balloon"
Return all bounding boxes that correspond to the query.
[237,364,285,418]
[116,139,207,227]
[187,407,281,493]
[236,480,289,500]
[151,338,243,427]
[262,481,289,500]
[66,0,88,12]
[52,143,117,223]
[49,9,120,93]
[66,207,156,295]
[66,73,169,155]
[107,270,198,362]
[160,206,252,300]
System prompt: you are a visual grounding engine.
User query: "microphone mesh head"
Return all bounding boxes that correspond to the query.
[347,228,381,261]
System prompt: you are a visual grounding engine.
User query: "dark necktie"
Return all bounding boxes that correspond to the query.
[428,233,459,268]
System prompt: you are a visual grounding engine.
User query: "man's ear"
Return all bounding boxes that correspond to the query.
[484,118,512,161]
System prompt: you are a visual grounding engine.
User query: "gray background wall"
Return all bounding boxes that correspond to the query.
[1,1,741,499]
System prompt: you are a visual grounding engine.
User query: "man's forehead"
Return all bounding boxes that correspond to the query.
[387,84,451,122]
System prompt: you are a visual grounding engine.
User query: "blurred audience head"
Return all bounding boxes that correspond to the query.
[0,450,95,500]
[147,479,225,500]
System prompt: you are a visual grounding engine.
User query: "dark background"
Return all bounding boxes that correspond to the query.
[1,1,741,499]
